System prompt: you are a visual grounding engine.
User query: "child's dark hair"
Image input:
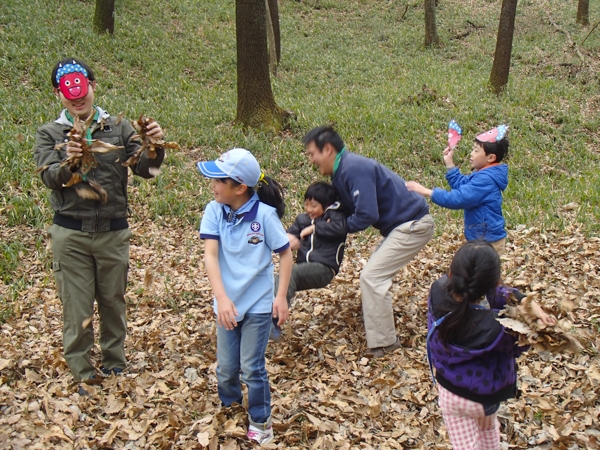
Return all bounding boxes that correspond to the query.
[303,126,345,153]
[437,240,501,344]
[304,182,338,209]
[475,137,509,163]
[221,176,285,219]
[51,58,95,88]
[257,175,285,218]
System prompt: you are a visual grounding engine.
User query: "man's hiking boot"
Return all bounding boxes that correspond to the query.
[100,366,124,376]
[365,336,401,358]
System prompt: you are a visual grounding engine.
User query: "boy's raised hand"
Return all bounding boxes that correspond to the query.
[443,146,455,169]
[66,139,83,158]
[144,119,164,140]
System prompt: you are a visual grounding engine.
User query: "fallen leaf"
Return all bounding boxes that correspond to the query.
[82,316,93,329]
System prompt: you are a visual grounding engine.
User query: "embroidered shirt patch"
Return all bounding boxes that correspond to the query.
[248,236,263,245]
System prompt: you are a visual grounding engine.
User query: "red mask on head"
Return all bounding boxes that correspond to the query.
[56,62,90,100]
[476,125,508,143]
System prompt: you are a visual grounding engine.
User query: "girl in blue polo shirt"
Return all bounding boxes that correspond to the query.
[198,148,292,445]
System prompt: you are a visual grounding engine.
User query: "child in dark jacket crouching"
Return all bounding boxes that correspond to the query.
[275,181,347,308]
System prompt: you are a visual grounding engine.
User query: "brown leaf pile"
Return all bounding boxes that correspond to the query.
[122,115,180,168]
[0,198,599,448]
[497,293,585,353]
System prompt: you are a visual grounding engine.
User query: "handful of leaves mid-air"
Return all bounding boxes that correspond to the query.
[54,114,123,202]
[121,114,180,170]
[496,292,584,353]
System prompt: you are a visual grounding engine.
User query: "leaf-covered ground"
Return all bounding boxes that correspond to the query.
[1,192,599,450]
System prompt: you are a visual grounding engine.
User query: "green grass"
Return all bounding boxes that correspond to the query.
[1,0,599,315]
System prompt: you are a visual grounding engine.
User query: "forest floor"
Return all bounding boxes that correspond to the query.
[1,201,599,449]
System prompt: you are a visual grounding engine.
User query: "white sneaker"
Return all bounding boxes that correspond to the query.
[247,424,274,445]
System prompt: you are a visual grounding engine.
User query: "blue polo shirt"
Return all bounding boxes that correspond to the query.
[200,193,290,320]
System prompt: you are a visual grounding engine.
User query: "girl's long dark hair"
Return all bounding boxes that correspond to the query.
[256,175,285,218]
[437,240,501,344]
[222,176,285,218]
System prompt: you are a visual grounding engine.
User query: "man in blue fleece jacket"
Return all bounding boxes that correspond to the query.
[303,126,435,357]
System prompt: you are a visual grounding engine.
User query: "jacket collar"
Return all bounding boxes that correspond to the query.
[55,106,110,127]
[221,193,260,223]
[478,162,501,171]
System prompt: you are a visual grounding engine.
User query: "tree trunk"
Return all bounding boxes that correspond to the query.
[235,0,288,131]
[577,0,589,26]
[489,0,518,95]
[267,0,281,64]
[265,0,278,76]
[93,0,115,35]
[424,0,439,47]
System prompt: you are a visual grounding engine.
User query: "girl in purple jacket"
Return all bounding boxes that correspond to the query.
[427,241,554,449]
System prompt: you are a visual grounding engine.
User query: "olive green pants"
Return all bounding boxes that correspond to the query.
[48,224,131,380]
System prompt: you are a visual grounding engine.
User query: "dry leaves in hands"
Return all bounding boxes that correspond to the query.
[52,113,124,201]
[122,114,180,168]
[497,292,585,352]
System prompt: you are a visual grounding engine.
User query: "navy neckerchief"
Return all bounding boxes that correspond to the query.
[221,193,259,227]
[426,303,487,383]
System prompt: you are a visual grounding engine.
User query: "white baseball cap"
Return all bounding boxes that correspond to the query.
[197,148,261,186]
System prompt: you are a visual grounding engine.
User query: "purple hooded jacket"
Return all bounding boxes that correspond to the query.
[427,276,528,405]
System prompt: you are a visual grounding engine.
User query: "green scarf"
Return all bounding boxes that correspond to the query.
[65,106,99,145]
[333,146,346,174]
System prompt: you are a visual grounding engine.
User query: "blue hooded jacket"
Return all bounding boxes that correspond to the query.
[431,164,508,242]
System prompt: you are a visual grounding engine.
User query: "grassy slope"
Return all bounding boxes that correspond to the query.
[0,0,598,306]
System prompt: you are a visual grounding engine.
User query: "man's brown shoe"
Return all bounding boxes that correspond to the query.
[365,336,401,358]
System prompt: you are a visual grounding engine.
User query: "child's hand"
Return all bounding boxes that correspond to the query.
[287,233,300,250]
[443,146,455,168]
[300,225,315,239]
[529,300,557,326]
[216,296,239,330]
[145,120,164,140]
[405,181,432,198]
[273,295,289,326]
[66,140,83,158]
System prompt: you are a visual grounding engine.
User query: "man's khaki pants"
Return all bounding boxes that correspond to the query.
[359,214,435,349]
[49,224,131,380]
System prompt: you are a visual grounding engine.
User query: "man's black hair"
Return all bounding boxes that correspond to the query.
[303,126,345,153]
[475,137,509,163]
[51,58,95,88]
[304,181,338,209]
